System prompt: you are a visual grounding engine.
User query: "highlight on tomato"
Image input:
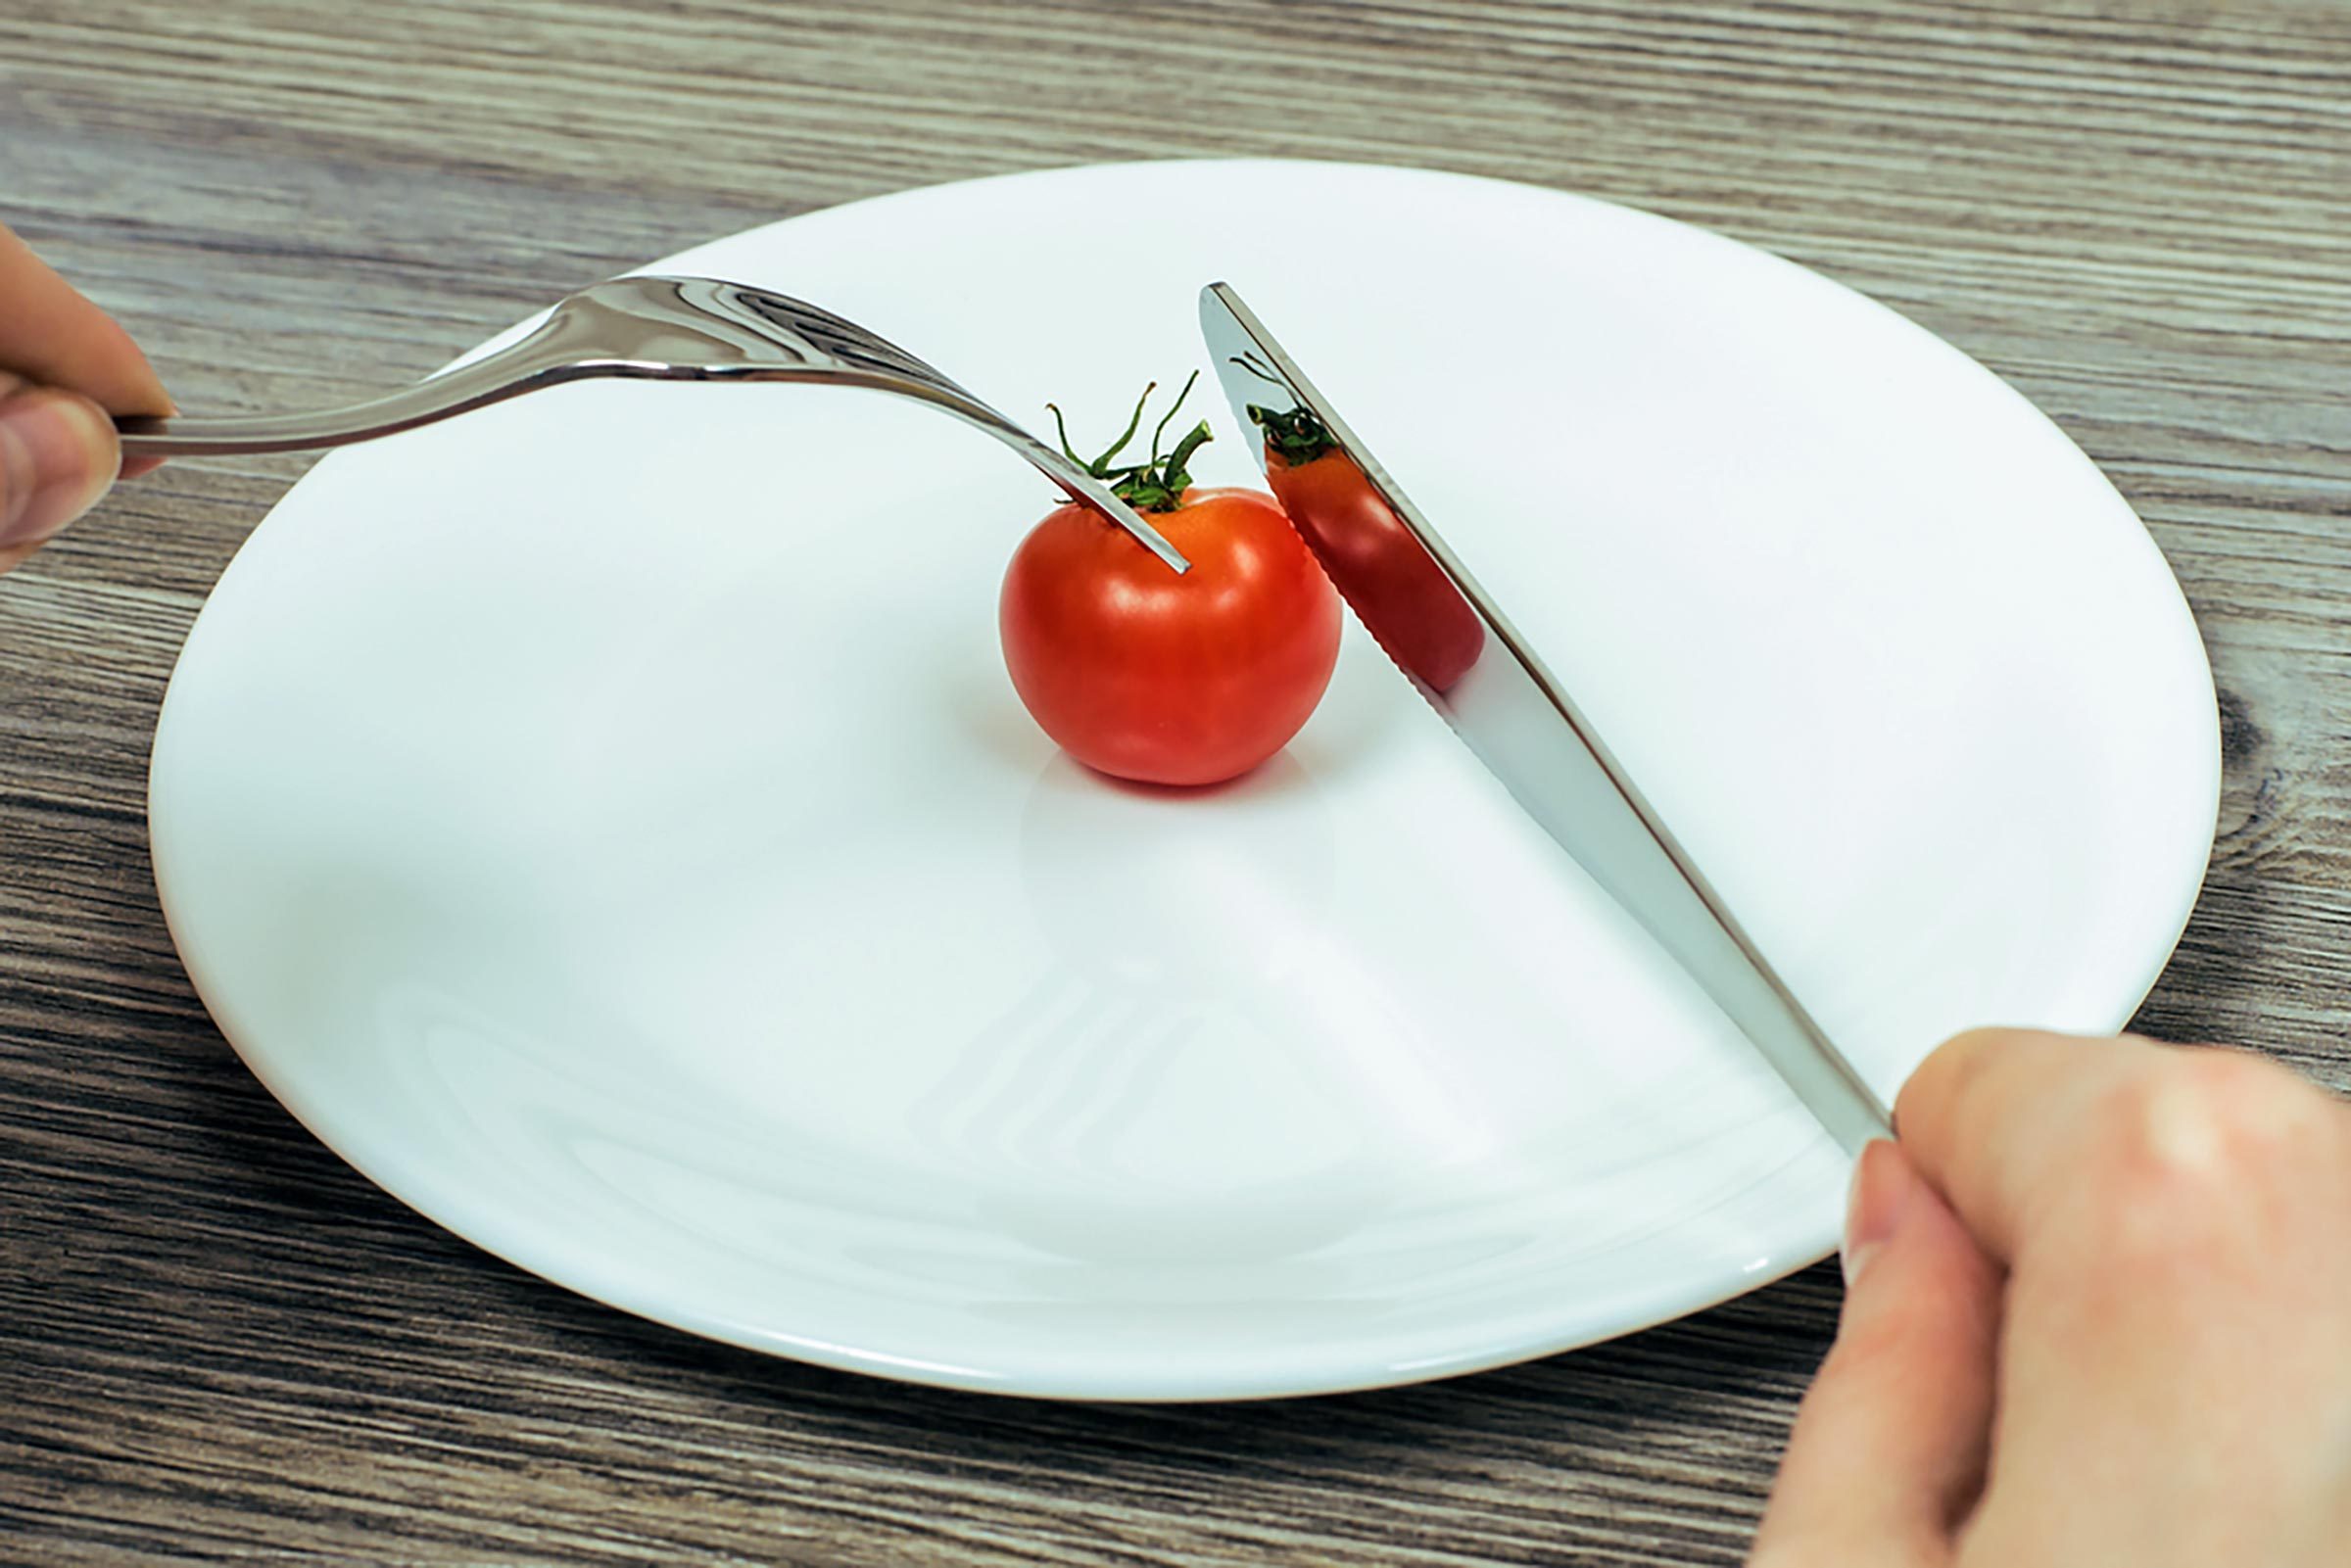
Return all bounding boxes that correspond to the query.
[998,375,1341,787]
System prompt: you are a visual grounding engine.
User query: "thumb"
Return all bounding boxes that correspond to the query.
[1749,1141,2003,1566]
[0,378,121,573]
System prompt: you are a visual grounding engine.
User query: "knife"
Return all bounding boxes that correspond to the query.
[1198,281,1894,1156]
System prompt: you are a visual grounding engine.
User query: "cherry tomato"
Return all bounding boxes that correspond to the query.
[999,379,1341,787]
[1001,488,1340,786]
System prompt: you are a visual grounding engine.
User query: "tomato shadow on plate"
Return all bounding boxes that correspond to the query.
[1016,746,1338,982]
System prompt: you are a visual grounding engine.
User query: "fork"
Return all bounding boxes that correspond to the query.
[114,274,1191,572]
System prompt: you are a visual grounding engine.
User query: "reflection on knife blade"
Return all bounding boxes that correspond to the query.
[1226,362,1488,695]
[1198,281,1894,1157]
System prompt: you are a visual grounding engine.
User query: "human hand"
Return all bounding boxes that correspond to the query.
[1752,1028,2351,1565]
[0,223,170,574]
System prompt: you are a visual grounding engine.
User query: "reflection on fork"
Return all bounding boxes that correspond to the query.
[114,274,1191,572]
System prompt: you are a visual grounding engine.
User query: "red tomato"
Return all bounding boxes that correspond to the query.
[1265,445,1485,695]
[1000,486,1341,786]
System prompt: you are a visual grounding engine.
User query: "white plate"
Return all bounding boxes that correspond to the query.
[149,160,2218,1401]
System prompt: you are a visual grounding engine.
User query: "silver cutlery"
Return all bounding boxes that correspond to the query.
[115,273,1190,573]
[1200,281,1893,1155]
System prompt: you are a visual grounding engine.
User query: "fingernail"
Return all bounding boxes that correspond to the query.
[0,390,116,551]
[1842,1139,1911,1287]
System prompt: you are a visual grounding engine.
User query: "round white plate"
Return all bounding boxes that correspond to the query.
[149,160,2218,1401]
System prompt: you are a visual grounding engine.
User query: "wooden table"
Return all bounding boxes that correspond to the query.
[4,2,2345,1560]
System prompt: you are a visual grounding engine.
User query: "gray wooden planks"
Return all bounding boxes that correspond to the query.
[2,0,2346,1560]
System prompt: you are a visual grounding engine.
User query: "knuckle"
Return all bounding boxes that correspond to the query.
[2108,1051,2324,1173]
[2063,1051,2336,1260]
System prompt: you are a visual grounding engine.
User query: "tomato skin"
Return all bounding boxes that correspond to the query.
[999,488,1341,786]
[1266,448,1485,694]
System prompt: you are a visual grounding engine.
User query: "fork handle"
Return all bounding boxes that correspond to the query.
[115,335,595,457]
[112,273,1192,573]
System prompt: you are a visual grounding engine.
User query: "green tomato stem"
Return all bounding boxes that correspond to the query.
[1048,373,1218,515]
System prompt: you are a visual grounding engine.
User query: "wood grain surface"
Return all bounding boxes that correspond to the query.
[3,1,2347,1561]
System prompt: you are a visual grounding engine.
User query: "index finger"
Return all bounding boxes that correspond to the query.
[0,225,170,419]
[1894,1026,2162,1266]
